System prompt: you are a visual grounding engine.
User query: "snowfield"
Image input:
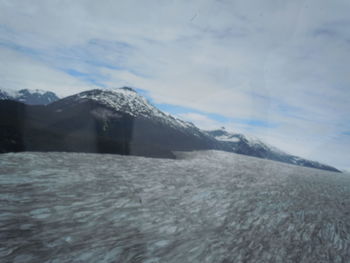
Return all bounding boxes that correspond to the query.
[0,151,349,263]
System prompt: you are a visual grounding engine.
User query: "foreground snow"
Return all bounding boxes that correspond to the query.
[0,151,349,263]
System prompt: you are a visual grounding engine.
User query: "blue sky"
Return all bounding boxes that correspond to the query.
[0,0,349,170]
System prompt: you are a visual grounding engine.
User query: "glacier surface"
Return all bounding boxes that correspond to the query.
[0,151,349,262]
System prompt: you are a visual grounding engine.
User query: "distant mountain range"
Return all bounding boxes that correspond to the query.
[0,87,340,172]
[206,129,340,172]
[0,88,59,105]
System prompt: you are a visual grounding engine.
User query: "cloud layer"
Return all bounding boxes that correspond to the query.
[0,0,349,170]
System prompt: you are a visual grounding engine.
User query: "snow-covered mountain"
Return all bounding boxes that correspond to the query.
[0,88,59,105]
[0,87,340,172]
[0,87,219,158]
[207,128,340,172]
[54,87,201,134]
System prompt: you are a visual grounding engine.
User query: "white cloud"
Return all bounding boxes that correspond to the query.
[0,0,349,169]
[0,48,96,96]
[177,112,224,130]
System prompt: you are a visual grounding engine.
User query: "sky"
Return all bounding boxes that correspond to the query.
[0,0,349,170]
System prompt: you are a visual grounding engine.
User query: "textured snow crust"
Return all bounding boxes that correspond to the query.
[1,151,350,263]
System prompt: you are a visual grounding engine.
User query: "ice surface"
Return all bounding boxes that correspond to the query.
[0,151,349,262]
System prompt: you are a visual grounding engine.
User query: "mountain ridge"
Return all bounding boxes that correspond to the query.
[0,87,340,172]
[0,88,59,105]
[207,128,340,172]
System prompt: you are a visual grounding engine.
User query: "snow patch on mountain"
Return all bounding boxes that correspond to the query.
[64,87,200,133]
[215,135,240,142]
[207,128,340,172]
[0,88,59,105]
[210,128,286,154]
[1,88,49,97]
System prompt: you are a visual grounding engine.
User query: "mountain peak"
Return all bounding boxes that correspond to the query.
[119,86,137,92]
[0,88,59,105]
[207,128,230,138]
[55,88,199,133]
[207,129,340,172]
[73,88,151,117]
[0,87,341,172]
